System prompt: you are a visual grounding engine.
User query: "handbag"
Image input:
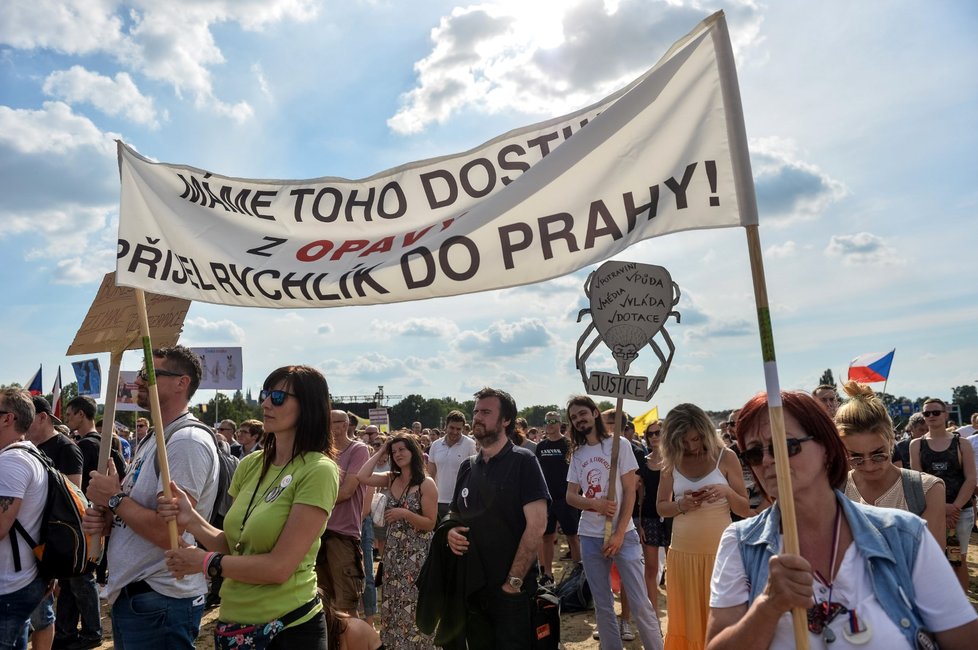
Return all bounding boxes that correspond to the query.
[214,596,319,649]
[371,492,388,527]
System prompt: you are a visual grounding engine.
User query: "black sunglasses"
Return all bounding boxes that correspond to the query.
[260,389,295,406]
[545,418,560,424]
[645,429,661,436]
[138,368,185,382]
[922,410,944,418]
[741,435,816,466]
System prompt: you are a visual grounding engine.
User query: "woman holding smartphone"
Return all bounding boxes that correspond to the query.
[656,404,749,650]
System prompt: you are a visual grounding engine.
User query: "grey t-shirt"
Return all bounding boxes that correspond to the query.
[105,415,219,604]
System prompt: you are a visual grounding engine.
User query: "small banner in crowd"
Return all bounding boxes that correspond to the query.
[72,359,102,397]
[115,370,143,411]
[189,347,243,390]
[116,12,753,308]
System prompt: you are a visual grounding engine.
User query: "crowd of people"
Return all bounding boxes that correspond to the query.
[1,348,977,650]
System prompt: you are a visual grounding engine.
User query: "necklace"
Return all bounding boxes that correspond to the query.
[234,460,292,553]
[807,501,845,643]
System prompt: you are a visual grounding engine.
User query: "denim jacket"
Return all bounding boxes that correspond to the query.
[733,490,926,646]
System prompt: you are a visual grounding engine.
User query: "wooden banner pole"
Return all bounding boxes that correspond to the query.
[92,348,124,559]
[603,397,625,543]
[745,224,807,646]
[134,289,179,550]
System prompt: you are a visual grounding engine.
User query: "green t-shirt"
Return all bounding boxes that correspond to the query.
[220,450,339,625]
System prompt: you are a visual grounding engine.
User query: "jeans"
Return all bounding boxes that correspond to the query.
[28,593,55,632]
[0,574,46,650]
[111,588,204,650]
[360,517,377,617]
[581,530,663,650]
[54,572,102,642]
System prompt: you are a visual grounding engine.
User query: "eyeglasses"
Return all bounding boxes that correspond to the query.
[217,427,234,432]
[741,435,816,466]
[848,452,889,467]
[136,423,147,428]
[371,443,383,449]
[137,368,185,382]
[645,429,661,437]
[259,389,295,406]
[545,418,560,424]
[922,410,944,418]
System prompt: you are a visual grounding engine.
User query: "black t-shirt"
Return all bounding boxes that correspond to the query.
[37,433,84,477]
[535,436,572,501]
[636,455,663,519]
[626,439,646,517]
[451,442,550,586]
[76,433,126,493]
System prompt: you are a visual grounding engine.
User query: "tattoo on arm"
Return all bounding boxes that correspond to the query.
[0,496,14,512]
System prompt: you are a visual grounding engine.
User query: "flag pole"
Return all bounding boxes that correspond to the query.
[713,12,809,647]
[93,347,124,560]
[134,289,180,550]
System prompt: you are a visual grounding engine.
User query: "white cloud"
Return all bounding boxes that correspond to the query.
[371,317,460,338]
[0,102,118,155]
[51,248,117,285]
[317,323,334,335]
[750,137,847,224]
[1,0,319,123]
[43,66,161,128]
[455,318,555,356]
[825,232,901,266]
[388,0,764,134]
[765,240,797,259]
[182,316,247,344]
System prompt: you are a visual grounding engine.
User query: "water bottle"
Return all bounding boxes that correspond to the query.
[947,527,961,566]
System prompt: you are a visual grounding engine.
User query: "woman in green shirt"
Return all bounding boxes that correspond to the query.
[160,365,340,649]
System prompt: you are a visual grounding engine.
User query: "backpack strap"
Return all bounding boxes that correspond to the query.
[899,468,926,516]
[152,416,219,475]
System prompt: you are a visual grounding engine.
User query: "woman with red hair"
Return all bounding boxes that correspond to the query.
[706,391,976,649]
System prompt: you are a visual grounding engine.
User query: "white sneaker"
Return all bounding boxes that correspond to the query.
[619,617,636,642]
[592,627,600,640]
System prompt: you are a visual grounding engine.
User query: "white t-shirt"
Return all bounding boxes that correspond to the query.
[567,438,638,538]
[428,435,476,504]
[710,521,977,649]
[0,442,47,594]
[105,417,219,604]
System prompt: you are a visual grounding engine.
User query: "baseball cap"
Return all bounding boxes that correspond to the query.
[31,396,64,427]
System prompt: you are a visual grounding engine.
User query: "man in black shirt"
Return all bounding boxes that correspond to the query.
[448,387,549,649]
[535,410,580,583]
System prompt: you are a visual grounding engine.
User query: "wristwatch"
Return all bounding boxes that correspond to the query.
[107,493,127,514]
[507,575,523,591]
[207,553,224,579]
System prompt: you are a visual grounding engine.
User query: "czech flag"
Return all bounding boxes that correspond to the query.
[847,350,895,383]
[25,366,43,395]
[51,368,63,420]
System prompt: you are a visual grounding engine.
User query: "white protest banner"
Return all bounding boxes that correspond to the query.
[189,347,243,390]
[116,12,754,309]
[368,408,390,433]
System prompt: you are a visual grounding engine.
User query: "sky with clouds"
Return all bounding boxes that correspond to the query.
[2,0,976,420]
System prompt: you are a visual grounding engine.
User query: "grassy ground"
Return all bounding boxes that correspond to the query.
[86,531,978,649]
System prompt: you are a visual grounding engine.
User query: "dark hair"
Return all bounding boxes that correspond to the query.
[239,419,264,441]
[259,365,333,483]
[154,345,203,399]
[1,389,35,434]
[736,390,849,497]
[566,395,608,450]
[473,387,517,438]
[812,384,837,396]
[67,395,97,420]
[387,434,426,487]
[921,397,946,409]
[445,410,466,425]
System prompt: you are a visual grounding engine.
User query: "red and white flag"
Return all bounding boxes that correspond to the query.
[51,367,63,420]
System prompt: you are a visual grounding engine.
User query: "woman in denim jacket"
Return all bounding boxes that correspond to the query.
[706,390,976,650]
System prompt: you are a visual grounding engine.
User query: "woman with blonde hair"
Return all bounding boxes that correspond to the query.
[836,381,945,542]
[656,404,749,650]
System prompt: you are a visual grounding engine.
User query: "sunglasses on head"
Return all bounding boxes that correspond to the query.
[259,389,295,406]
[922,410,944,417]
[848,452,889,467]
[741,435,816,466]
[138,368,184,382]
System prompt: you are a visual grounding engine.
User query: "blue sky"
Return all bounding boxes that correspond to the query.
[2,0,976,419]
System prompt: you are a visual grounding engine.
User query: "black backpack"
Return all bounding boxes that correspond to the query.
[6,443,97,579]
[153,417,239,526]
[555,561,592,612]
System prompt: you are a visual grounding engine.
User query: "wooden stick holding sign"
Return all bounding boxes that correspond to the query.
[67,272,190,554]
[575,261,681,543]
[133,289,180,550]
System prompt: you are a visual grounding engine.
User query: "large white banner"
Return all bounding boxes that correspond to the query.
[116,12,755,309]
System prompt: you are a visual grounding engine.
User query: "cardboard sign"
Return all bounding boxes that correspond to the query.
[586,372,650,401]
[67,272,191,355]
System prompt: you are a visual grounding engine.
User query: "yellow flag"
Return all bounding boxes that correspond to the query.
[631,406,659,435]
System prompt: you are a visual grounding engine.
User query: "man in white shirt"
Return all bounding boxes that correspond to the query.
[0,388,48,649]
[427,410,476,521]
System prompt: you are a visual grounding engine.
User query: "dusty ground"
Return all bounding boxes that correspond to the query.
[86,532,978,649]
